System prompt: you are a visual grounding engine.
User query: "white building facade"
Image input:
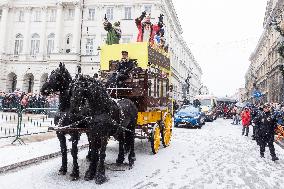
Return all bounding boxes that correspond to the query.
[245,0,284,103]
[0,0,202,102]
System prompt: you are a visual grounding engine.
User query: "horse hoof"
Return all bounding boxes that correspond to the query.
[71,175,80,181]
[95,174,107,185]
[129,160,135,167]
[58,171,67,175]
[116,159,124,165]
[70,172,80,181]
[86,154,91,161]
[58,167,67,175]
[84,171,95,181]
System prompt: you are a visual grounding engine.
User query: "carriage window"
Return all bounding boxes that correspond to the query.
[160,80,163,97]
[148,80,152,96]
[166,79,169,98]
[163,80,168,97]
[156,79,160,98]
[154,78,157,97]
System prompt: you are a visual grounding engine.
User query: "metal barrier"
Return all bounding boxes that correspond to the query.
[0,107,58,145]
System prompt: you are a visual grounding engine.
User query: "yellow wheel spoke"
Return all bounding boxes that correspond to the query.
[162,113,172,147]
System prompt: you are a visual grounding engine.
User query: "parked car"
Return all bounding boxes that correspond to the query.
[174,105,205,128]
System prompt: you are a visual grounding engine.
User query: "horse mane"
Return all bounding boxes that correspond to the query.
[73,75,117,115]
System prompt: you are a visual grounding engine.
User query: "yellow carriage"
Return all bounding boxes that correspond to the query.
[100,42,173,154]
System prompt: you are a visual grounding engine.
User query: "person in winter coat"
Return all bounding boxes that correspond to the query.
[253,104,279,161]
[135,12,164,44]
[250,105,259,140]
[231,106,237,125]
[106,51,135,87]
[241,107,251,136]
[103,16,121,45]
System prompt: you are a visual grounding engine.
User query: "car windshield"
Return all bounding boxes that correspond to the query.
[179,106,199,113]
[200,99,211,106]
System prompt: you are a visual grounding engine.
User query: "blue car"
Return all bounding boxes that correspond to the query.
[174,105,205,128]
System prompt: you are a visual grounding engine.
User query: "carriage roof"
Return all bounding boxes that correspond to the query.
[100,42,171,73]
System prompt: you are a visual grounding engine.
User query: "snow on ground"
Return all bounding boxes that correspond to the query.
[0,133,89,168]
[1,119,284,189]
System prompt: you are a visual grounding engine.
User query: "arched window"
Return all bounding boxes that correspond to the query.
[14,34,24,55]
[30,33,40,56]
[65,34,72,53]
[47,33,55,54]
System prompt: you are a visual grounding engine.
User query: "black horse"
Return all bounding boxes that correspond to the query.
[69,75,138,184]
[41,63,87,180]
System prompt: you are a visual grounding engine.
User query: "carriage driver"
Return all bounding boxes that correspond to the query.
[106,50,135,87]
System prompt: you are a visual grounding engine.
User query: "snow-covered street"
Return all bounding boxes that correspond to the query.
[1,118,284,189]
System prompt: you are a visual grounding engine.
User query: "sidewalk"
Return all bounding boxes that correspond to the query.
[0,133,89,168]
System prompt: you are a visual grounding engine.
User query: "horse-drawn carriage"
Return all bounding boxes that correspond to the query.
[100,42,173,154]
[41,42,173,183]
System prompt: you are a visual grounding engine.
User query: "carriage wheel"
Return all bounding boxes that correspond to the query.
[161,112,172,147]
[151,123,161,154]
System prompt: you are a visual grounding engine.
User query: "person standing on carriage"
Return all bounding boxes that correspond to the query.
[103,15,121,45]
[135,11,164,44]
[253,103,279,161]
[106,51,135,87]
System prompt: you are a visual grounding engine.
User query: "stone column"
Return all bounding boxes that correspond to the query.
[39,7,47,58]
[0,5,9,54]
[72,3,82,54]
[54,3,63,53]
[23,7,32,55]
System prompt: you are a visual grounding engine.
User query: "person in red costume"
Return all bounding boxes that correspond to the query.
[135,11,164,44]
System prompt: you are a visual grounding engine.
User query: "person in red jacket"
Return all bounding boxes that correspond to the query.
[135,12,164,44]
[241,107,251,136]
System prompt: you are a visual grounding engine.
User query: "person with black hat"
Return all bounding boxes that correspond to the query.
[253,103,279,161]
[106,51,135,87]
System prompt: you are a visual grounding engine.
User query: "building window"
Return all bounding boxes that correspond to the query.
[86,38,95,55]
[14,34,24,55]
[18,10,24,22]
[48,9,56,22]
[30,33,40,56]
[106,7,114,20]
[144,5,152,13]
[124,7,132,19]
[66,9,75,20]
[33,10,41,22]
[47,33,55,55]
[89,9,95,20]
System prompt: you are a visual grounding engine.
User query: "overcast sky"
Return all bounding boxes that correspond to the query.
[173,0,268,97]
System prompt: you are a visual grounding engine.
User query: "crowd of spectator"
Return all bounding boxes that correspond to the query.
[0,90,59,113]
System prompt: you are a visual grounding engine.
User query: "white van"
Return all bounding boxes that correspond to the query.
[194,95,217,121]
